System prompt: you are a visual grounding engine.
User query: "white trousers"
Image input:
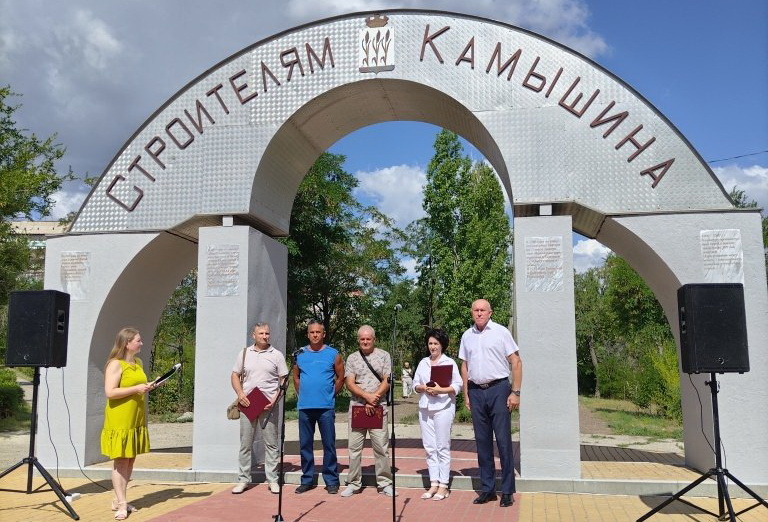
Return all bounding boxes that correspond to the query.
[418,405,455,485]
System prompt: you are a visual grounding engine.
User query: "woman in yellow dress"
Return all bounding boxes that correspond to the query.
[101,327,156,520]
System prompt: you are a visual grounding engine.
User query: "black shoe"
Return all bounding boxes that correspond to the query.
[500,494,514,507]
[295,484,315,494]
[473,492,498,504]
[325,485,339,494]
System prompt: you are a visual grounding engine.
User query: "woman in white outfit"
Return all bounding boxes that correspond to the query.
[413,328,462,501]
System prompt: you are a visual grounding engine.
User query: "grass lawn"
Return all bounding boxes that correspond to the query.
[581,396,682,440]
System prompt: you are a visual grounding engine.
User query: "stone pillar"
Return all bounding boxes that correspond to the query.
[514,213,580,479]
[193,225,287,473]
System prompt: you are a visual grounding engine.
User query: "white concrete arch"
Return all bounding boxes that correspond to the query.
[252,78,509,234]
[40,10,767,489]
[70,10,732,239]
[41,232,196,467]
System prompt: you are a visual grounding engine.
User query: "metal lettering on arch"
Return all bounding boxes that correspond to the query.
[72,10,731,239]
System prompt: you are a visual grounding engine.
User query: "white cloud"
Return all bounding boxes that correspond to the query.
[573,238,610,273]
[49,187,89,221]
[286,0,608,57]
[401,257,418,279]
[355,164,426,229]
[713,164,768,211]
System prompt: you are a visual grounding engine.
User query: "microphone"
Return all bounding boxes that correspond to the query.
[394,304,402,312]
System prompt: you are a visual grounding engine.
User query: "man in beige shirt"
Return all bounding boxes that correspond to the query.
[230,322,288,494]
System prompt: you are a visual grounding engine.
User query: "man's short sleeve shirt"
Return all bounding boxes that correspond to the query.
[345,349,391,406]
[232,345,288,397]
[458,320,518,384]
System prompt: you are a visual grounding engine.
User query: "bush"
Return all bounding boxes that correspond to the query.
[0,368,24,419]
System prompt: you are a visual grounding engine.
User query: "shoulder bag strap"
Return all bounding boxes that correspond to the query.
[239,347,247,385]
[358,349,383,382]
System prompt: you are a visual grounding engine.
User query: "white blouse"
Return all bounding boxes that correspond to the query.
[413,353,463,411]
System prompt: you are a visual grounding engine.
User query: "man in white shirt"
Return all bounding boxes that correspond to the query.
[459,299,522,508]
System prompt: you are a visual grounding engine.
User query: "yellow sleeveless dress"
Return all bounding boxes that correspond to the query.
[100,358,151,459]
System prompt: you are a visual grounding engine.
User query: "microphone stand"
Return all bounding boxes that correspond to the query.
[271,354,296,522]
[388,305,401,522]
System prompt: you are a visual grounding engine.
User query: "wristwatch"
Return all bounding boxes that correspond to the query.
[511,390,521,396]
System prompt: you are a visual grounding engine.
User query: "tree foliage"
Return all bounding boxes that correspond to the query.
[280,152,403,353]
[416,130,512,345]
[149,270,197,415]
[574,253,680,418]
[0,87,70,360]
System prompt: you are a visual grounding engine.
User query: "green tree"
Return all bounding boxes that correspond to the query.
[149,270,197,415]
[446,162,512,337]
[281,152,402,353]
[420,130,512,343]
[589,254,678,415]
[0,87,71,360]
[574,267,607,396]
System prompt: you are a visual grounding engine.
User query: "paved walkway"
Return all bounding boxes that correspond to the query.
[2,431,767,521]
[2,385,766,521]
[1,471,767,521]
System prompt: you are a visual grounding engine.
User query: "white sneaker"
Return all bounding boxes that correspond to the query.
[269,483,280,494]
[231,483,247,494]
[340,485,360,497]
[379,485,397,497]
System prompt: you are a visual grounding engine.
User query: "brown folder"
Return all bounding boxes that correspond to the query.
[238,387,271,422]
[429,365,453,387]
[350,405,384,429]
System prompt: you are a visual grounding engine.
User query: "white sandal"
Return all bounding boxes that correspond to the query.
[421,484,438,499]
[432,486,450,501]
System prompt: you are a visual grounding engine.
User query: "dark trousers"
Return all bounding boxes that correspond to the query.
[298,408,339,486]
[468,380,515,494]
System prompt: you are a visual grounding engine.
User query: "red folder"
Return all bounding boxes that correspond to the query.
[238,387,271,422]
[350,405,384,429]
[430,365,453,387]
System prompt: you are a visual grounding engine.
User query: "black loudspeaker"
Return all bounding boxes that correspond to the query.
[6,290,70,368]
[678,283,749,374]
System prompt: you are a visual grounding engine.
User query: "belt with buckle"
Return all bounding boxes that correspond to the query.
[469,378,507,390]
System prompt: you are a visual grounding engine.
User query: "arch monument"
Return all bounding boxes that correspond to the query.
[39,10,767,491]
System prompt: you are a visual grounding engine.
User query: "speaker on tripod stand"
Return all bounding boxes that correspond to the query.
[1,290,79,520]
[638,283,767,521]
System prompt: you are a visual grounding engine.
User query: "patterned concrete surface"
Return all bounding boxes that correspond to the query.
[2,443,767,522]
[2,472,767,522]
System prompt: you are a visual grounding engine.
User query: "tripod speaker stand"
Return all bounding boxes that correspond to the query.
[637,372,767,521]
[0,367,79,520]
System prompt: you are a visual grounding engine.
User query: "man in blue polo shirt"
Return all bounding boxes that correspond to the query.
[292,319,345,494]
[459,299,523,508]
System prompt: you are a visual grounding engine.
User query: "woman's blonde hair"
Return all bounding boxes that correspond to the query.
[105,327,140,369]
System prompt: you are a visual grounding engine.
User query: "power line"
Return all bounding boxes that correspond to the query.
[707,149,768,164]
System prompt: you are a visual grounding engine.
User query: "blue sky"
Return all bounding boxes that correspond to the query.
[2,0,766,273]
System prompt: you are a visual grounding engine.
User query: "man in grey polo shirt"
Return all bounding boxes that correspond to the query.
[230,322,288,494]
[459,299,522,508]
